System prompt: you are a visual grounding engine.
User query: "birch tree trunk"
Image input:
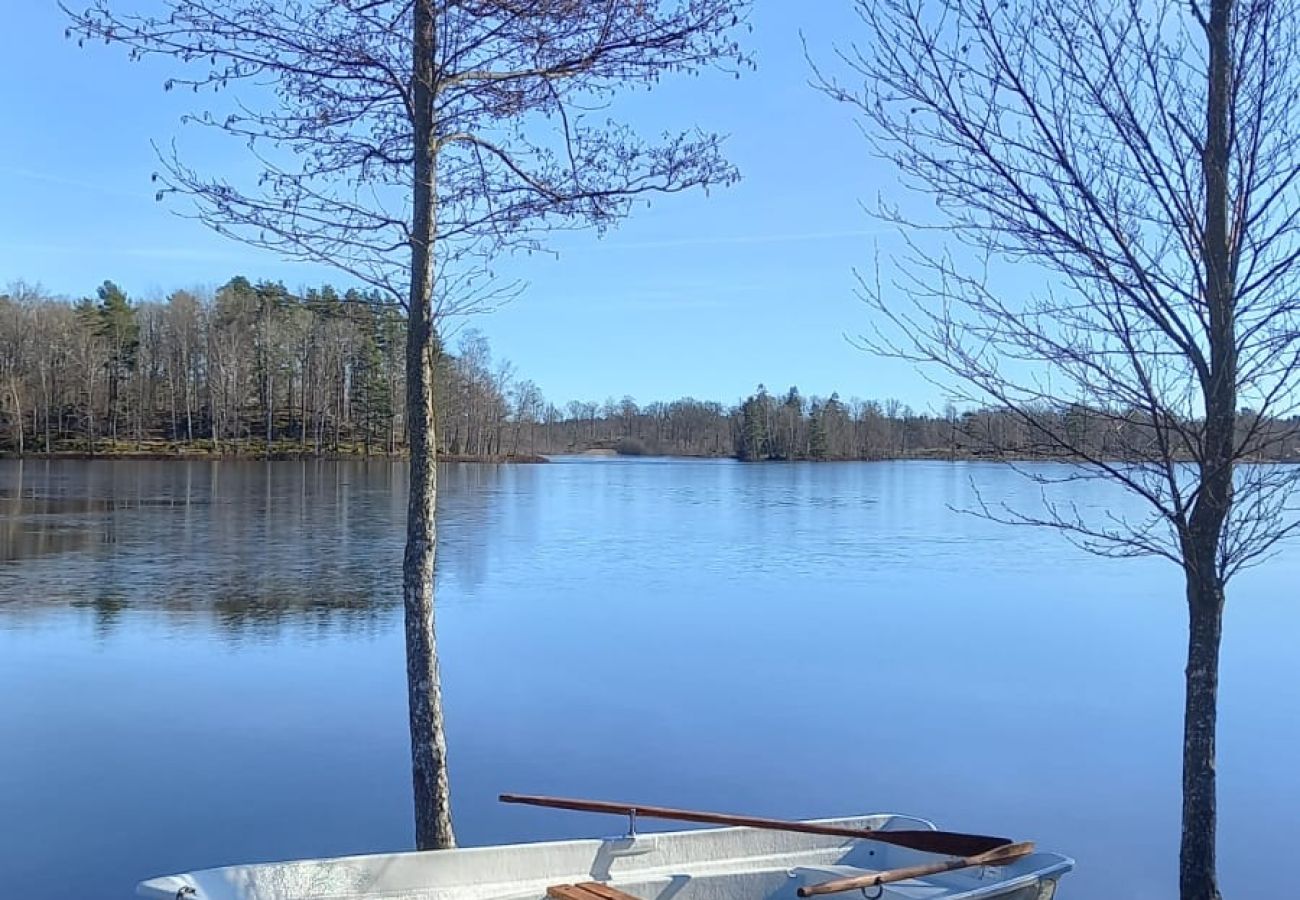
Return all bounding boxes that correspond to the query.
[42,367,51,455]
[9,382,23,457]
[185,349,194,444]
[266,369,274,459]
[403,0,455,852]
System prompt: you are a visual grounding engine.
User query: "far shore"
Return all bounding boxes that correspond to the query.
[7,446,1289,465]
[0,448,550,464]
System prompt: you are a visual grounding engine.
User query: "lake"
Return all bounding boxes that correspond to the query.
[1,458,1297,900]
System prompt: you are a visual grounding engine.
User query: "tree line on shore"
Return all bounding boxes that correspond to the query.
[0,277,512,459]
[4,277,1299,463]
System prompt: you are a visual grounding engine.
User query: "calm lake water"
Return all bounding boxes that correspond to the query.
[1,458,1297,900]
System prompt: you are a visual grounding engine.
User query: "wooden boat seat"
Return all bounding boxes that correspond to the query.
[547,882,642,900]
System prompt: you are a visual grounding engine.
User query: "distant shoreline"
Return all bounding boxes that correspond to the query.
[7,447,1282,465]
[0,450,550,464]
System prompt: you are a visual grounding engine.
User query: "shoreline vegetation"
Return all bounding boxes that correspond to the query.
[4,277,1300,465]
[0,445,550,463]
[4,440,1296,466]
[0,444,1123,463]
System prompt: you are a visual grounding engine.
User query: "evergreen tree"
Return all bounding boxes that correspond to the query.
[94,281,138,442]
[808,401,828,460]
[738,385,771,461]
[779,386,804,459]
[254,281,290,452]
[352,305,392,456]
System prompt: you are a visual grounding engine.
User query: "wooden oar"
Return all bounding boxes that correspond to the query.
[797,841,1036,896]
[498,793,1012,857]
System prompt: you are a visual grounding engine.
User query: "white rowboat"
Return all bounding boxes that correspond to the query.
[137,811,1073,900]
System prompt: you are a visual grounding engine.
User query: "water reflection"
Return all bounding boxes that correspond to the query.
[0,459,539,640]
[0,456,1134,640]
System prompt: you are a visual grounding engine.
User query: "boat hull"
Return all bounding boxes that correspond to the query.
[137,815,1072,900]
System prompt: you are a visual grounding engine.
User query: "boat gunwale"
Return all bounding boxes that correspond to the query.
[136,815,1073,900]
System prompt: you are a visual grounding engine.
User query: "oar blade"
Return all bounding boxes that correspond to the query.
[971,841,1036,866]
[869,829,1012,857]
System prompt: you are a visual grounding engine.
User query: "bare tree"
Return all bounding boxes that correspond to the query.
[512,379,545,454]
[65,0,749,850]
[0,282,52,457]
[815,1,1300,897]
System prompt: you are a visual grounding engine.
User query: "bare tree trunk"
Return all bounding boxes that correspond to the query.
[287,373,294,451]
[266,369,274,459]
[107,371,115,444]
[185,350,194,444]
[301,348,310,454]
[86,370,97,457]
[136,365,146,450]
[9,383,23,457]
[1181,572,1224,900]
[334,368,342,452]
[403,0,455,852]
[1179,5,1233,899]
[169,364,179,442]
[209,367,220,455]
[42,368,51,456]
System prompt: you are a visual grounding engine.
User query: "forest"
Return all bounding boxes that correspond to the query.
[3,277,1299,463]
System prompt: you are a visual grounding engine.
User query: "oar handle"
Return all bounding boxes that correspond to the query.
[797,842,1036,897]
[498,794,1013,857]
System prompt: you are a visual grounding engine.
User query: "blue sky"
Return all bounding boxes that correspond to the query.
[1,3,940,410]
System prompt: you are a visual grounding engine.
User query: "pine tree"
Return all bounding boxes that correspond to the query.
[808,402,828,460]
[94,281,138,443]
[738,385,771,461]
[351,304,392,456]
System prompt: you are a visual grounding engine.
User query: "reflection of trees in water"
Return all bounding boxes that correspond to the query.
[42,583,395,644]
[0,459,539,640]
[436,464,503,594]
[74,593,129,641]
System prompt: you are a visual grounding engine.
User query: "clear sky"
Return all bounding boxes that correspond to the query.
[0,3,940,411]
